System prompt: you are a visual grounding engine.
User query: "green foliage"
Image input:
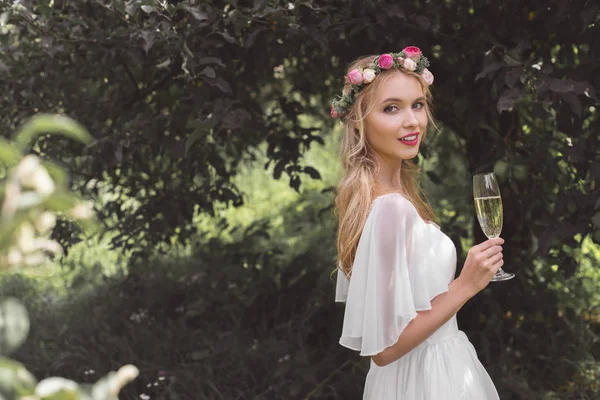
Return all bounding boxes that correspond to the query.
[0,0,598,399]
[5,186,599,399]
[6,195,352,399]
[0,115,137,399]
[0,0,330,254]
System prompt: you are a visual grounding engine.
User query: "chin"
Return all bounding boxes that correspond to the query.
[403,147,420,159]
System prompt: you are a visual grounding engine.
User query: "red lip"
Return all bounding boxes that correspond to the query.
[397,132,420,147]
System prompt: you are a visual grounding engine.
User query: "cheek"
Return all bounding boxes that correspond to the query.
[372,115,399,135]
[418,113,428,129]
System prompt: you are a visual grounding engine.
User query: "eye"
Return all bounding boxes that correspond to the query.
[384,105,399,113]
[412,102,425,110]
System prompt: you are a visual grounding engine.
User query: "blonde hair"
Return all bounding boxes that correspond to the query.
[334,54,437,278]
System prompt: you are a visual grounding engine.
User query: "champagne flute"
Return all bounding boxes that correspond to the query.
[473,172,515,282]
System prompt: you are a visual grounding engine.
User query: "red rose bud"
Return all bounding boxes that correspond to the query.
[378,54,394,69]
[330,106,340,118]
[403,46,422,61]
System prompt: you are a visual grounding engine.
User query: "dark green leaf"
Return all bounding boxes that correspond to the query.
[181,5,208,21]
[475,62,503,82]
[549,78,576,93]
[201,67,216,79]
[302,166,321,180]
[426,171,443,185]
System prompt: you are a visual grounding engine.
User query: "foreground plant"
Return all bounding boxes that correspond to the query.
[0,114,138,399]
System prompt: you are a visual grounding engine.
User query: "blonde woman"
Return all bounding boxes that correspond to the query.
[333,48,502,399]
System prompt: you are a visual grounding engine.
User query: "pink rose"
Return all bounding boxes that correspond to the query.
[378,54,393,69]
[421,68,434,85]
[397,57,404,64]
[362,68,376,83]
[330,106,340,118]
[347,69,363,85]
[403,58,416,71]
[403,46,422,60]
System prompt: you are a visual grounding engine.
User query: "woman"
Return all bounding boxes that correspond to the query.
[333,47,502,399]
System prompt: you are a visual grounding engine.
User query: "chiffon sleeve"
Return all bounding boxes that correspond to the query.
[336,194,449,356]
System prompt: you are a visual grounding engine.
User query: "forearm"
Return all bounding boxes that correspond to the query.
[371,277,475,367]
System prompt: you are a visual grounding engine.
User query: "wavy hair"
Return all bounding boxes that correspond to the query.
[334,55,437,278]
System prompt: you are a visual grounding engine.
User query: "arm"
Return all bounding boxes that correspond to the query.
[371,237,505,367]
[336,195,503,362]
[371,277,473,367]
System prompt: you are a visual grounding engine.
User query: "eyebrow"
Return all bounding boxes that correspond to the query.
[381,96,426,104]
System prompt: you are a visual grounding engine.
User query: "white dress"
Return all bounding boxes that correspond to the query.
[335,193,499,399]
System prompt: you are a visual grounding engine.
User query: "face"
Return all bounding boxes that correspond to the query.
[363,73,428,165]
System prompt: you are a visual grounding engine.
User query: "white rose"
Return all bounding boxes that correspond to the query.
[362,68,376,83]
[403,58,416,71]
[421,68,434,85]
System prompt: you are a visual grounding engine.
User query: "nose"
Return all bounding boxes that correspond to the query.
[402,109,419,128]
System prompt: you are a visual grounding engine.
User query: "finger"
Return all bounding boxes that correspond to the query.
[488,237,505,246]
[491,258,504,272]
[477,237,504,251]
[486,251,503,266]
[481,245,503,259]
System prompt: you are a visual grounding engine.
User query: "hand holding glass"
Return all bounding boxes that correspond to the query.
[473,172,514,282]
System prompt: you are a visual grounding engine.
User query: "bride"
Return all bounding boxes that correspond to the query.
[332,47,503,399]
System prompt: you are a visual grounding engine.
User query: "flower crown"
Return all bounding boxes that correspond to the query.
[330,46,434,120]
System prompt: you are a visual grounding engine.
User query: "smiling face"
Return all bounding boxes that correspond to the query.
[363,72,428,166]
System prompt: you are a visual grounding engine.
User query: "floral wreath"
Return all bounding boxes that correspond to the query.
[330,46,434,120]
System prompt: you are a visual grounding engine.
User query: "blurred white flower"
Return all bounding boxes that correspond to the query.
[7,248,22,266]
[17,223,35,253]
[31,238,63,255]
[34,211,56,234]
[14,155,55,196]
[113,365,140,393]
[28,168,55,196]
[22,253,49,266]
[14,155,40,181]
[1,181,20,220]
[70,201,94,219]
[35,378,78,397]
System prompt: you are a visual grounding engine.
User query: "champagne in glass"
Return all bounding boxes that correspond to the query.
[473,172,514,282]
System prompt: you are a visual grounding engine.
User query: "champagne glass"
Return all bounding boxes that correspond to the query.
[473,172,515,282]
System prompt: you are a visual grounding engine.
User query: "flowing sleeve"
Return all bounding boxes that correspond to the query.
[337,195,449,356]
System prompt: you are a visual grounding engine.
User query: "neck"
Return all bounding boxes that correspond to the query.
[374,159,403,195]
